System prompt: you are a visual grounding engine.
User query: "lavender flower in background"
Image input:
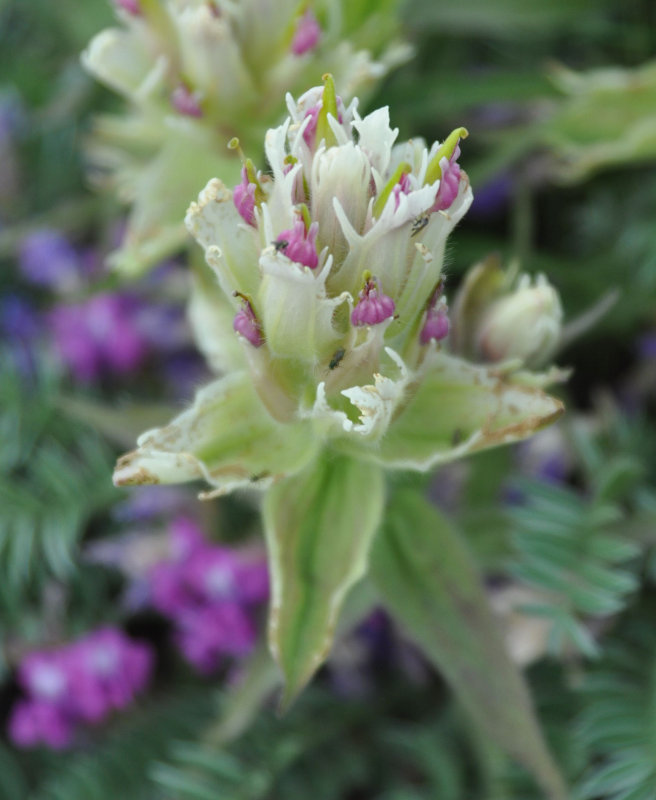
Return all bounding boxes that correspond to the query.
[8,629,153,750]
[48,293,150,382]
[1,294,40,373]
[19,230,82,291]
[146,517,268,674]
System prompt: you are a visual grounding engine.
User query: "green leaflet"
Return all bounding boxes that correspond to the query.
[370,491,568,800]
[263,452,385,708]
[372,352,564,470]
[113,371,319,496]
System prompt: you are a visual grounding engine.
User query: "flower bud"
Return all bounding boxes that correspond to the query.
[476,275,563,368]
[291,10,321,56]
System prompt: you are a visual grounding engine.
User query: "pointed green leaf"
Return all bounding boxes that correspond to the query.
[370,491,567,800]
[113,372,319,496]
[372,353,564,471]
[263,452,384,708]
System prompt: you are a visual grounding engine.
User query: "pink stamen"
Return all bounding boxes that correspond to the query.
[291,10,321,56]
[302,94,344,148]
[233,296,264,348]
[275,220,319,269]
[420,300,450,344]
[171,85,203,118]
[351,277,395,327]
[393,171,412,210]
[115,0,141,14]
[233,166,257,227]
[431,145,461,212]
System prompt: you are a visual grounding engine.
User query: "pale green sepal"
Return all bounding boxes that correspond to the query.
[370,491,568,800]
[263,451,385,709]
[371,352,564,470]
[113,372,319,496]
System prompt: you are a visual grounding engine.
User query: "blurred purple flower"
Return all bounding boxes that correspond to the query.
[19,230,81,290]
[8,629,153,750]
[146,518,268,673]
[638,332,656,360]
[48,293,149,381]
[469,173,514,219]
[112,487,194,523]
[1,295,41,374]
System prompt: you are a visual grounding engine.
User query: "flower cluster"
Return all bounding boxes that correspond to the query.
[82,0,409,274]
[113,79,565,701]
[116,77,564,495]
[8,629,153,750]
[147,517,268,673]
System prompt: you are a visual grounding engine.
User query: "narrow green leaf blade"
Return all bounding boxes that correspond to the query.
[370,491,567,800]
[263,452,385,708]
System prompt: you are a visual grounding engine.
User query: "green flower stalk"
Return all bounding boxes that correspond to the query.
[82,0,409,275]
[113,77,565,704]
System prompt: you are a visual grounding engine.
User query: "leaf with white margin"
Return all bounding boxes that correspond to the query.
[113,372,319,497]
[371,491,568,800]
[263,451,385,709]
[357,352,564,470]
[185,178,261,300]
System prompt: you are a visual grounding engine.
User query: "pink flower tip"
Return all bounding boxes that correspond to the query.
[420,302,450,344]
[275,220,319,269]
[171,85,203,118]
[233,166,257,227]
[431,145,462,213]
[291,10,321,55]
[351,277,396,327]
[115,0,141,14]
[233,296,264,348]
[302,94,344,148]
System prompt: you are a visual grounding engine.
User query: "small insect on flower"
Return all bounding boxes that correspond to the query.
[411,213,430,237]
[273,240,289,252]
[329,348,346,369]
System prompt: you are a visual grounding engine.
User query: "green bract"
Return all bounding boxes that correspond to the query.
[114,78,565,703]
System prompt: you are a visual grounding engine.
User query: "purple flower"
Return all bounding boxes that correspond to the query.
[174,603,256,673]
[145,520,269,673]
[112,487,194,523]
[48,293,149,381]
[67,629,152,722]
[8,629,153,750]
[19,230,81,291]
[8,700,74,750]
